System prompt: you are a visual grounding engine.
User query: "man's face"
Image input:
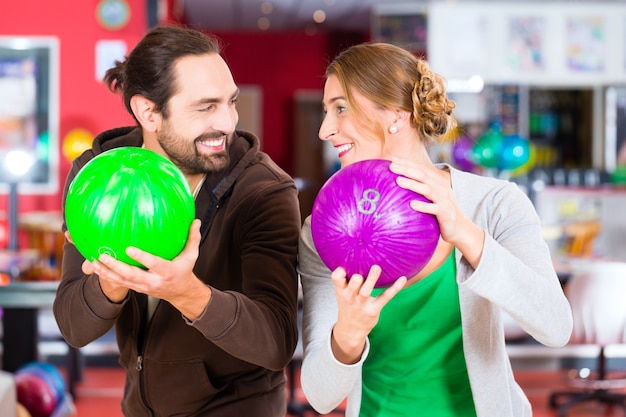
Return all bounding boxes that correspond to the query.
[157,53,240,175]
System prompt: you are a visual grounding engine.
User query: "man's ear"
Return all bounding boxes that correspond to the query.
[130,95,160,132]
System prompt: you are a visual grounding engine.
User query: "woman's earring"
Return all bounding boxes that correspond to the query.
[389,125,398,134]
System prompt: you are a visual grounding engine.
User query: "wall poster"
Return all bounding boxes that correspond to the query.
[427,2,626,85]
[506,16,545,72]
[566,16,606,72]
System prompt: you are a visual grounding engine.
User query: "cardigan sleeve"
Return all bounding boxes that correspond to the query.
[298,216,367,414]
[456,177,573,347]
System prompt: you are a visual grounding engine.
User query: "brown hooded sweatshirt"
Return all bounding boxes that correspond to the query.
[54,126,301,416]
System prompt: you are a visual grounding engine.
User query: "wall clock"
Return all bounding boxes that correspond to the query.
[96,0,131,31]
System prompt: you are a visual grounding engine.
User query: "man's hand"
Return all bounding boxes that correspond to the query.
[92,219,211,319]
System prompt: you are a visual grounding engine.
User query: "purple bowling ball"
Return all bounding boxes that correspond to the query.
[311,159,440,288]
[451,136,475,171]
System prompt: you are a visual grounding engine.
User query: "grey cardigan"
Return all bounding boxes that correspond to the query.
[298,164,573,417]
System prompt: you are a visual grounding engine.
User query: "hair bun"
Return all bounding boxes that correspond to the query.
[412,61,456,140]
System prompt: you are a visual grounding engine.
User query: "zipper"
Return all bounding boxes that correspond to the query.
[135,293,152,415]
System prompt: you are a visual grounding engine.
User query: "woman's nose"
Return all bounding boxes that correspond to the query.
[319,117,337,141]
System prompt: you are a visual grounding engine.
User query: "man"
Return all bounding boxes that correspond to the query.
[53,25,301,416]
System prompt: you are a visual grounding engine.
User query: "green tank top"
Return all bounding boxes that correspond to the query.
[360,252,477,417]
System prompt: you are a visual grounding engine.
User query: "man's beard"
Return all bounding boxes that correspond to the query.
[157,126,231,175]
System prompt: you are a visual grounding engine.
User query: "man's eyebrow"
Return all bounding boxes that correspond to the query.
[192,97,220,106]
[191,88,240,106]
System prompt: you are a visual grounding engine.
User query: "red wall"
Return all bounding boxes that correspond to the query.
[212,31,367,174]
[213,31,328,173]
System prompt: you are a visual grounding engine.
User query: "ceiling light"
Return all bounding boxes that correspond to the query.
[260,1,273,15]
[446,75,484,93]
[5,149,35,178]
[313,10,326,24]
[257,17,270,30]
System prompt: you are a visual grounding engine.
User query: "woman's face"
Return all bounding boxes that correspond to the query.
[319,75,388,167]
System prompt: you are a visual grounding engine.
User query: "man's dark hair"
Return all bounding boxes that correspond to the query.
[103,25,222,122]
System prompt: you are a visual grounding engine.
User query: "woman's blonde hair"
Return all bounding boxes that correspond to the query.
[326,42,457,144]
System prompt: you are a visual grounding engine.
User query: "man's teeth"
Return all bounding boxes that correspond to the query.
[200,138,224,146]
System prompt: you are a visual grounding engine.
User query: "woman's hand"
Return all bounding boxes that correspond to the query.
[331,265,406,364]
[389,157,484,268]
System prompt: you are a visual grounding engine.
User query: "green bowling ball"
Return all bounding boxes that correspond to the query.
[65,147,195,268]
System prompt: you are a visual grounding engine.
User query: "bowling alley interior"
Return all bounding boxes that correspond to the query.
[2,0,626,416]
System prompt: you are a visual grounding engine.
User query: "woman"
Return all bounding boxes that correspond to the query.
[298,42,572,417]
